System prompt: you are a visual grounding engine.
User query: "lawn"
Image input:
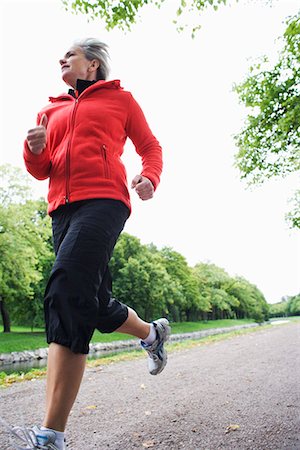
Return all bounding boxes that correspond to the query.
[0,319,256,354]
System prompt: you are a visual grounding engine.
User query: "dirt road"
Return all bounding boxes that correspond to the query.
[1,322,299,450]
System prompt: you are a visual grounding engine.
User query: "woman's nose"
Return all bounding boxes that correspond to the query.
[59,58,66,66]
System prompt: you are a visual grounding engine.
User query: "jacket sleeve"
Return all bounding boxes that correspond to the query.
[23,114,51,180]
[125,94,163,190]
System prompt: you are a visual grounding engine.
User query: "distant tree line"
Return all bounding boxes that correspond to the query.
[269,295,300,318]
[0,164,270,332]
[110,234,270,324]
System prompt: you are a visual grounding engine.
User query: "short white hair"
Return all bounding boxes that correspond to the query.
[74,38,110,80]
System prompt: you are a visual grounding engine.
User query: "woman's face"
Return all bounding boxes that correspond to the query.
[59,47,98,88]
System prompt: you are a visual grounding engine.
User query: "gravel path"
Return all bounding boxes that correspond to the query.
[0,322,299,450]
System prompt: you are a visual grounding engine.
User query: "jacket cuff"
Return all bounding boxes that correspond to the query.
[141,171,160,191]
[23,140,49,163]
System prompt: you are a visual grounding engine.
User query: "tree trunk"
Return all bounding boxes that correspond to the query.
[0,296,11,332]
[186,309,191,321]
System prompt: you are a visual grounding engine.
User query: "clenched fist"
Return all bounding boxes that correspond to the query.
[131,175,154,201]
[26,114,48,155]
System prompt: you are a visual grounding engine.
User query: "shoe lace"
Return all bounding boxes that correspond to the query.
[0,417,56,449]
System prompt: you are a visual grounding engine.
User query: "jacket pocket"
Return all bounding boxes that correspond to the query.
[100,144,111,179]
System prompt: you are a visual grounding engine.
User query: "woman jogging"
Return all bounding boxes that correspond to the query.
[7,38,170,450]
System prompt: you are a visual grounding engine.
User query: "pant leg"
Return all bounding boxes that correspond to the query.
[96,266,128,333]
[45,199,129,354]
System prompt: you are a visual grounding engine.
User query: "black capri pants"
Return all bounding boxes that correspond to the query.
[44,199,130,354]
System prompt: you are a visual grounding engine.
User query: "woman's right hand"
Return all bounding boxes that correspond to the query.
[26,114,48,154]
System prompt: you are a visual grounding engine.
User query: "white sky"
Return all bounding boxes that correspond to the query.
[0,0,299,304]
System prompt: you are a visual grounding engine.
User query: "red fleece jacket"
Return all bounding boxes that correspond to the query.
[23,80,163,214]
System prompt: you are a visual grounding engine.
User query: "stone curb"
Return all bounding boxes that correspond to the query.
[0,323,262,368]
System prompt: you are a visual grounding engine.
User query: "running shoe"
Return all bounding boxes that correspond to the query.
[141,318,171,375]
[0,419,62,450]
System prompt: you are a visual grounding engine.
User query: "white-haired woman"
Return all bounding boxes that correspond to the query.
[9,38,170,450]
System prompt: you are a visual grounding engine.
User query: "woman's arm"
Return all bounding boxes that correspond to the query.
[125,94,163,191]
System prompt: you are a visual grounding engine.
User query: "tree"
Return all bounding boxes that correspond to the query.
[62,0,272,34]
[234,14,300,227]
[270,294,300,317]
[109,232,144,277]
[286,294,300,316]
[286,189,300,229]
[0,200,54,332]
[234,14,300,183]
[112,246,172,321]
[0,165,54,332]
[110,234,172,321]
[269,299,288,318]
[10,200,54,329]
[193,263,239,320]
[0,164,32,207]
[228,277,269,322]
[160,248,210,321]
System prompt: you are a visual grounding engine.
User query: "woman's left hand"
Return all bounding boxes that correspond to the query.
[131,175,154,201]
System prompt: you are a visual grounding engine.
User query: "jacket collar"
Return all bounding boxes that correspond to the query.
[49,79,122,103]
[68,79,97,98]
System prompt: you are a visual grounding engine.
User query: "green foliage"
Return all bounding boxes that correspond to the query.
[192,266,269,322]
[193,263,237,320]
[110,237,269,323]
[0,200,54,329]
[228,276,269,322]
[61,0,273,35]
[0,165,54,331]
[0,164,32,207]
[269,295,300,318]
[286,189,300,229]
[234,14,300,184]
[110,234,171,321]
[286,294,300,316]
[159,247,210,321]
[269,299,288,318]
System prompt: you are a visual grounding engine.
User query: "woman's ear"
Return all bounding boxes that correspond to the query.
[89,59,100,71]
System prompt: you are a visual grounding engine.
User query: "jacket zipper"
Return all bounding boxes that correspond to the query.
[101,144,109,178]
[65,98,78,203]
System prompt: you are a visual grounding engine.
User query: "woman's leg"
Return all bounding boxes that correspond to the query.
[43,343,87,432]
[42,200,130,432]
[115,307,150,340]
[116,308,170,376]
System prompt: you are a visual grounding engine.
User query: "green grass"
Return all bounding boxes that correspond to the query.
[9,326,45,332]
[0,331,47,353]
[0,319,255,354]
